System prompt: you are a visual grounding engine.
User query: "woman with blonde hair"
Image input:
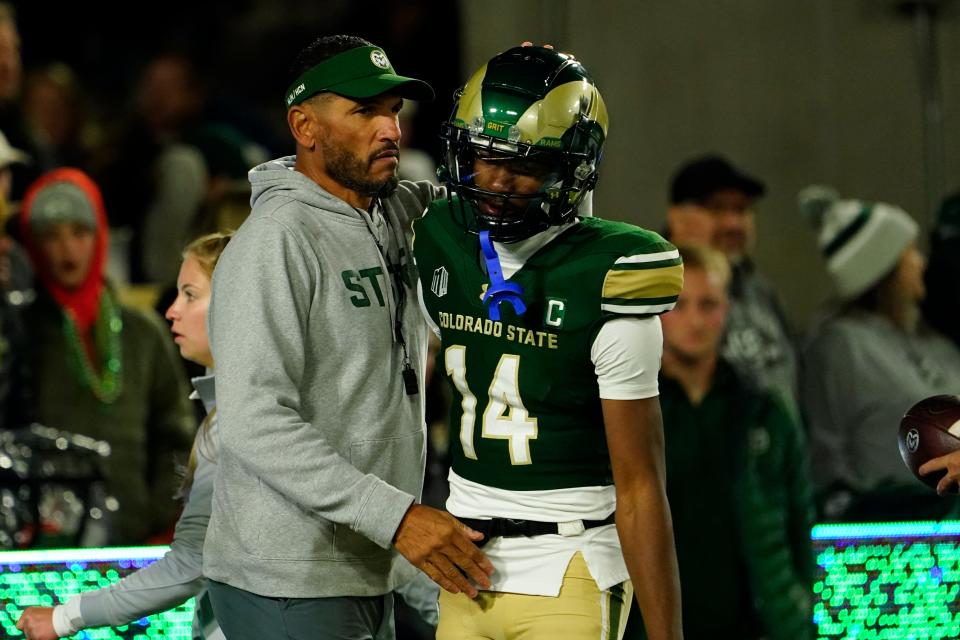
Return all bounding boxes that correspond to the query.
[17,231,232,640]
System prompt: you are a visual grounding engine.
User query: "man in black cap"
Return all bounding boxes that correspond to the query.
[666,154,799,409]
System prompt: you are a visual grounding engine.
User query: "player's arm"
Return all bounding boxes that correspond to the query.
[595,241,684,639]
[390,180,447,228]
[592,315,682,640]
[919,450,960,495]
[602,396,683,640]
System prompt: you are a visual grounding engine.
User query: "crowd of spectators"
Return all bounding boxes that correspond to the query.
[0,4,956,638]
[0,0,457,551]
[662,152,960,523]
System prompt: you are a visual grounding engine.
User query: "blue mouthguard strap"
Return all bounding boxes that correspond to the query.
[479,231,526,321]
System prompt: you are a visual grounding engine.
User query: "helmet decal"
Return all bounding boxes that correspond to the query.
[514,81,608,147]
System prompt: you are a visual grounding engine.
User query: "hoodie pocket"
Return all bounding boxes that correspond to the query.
[254,476,335,561]
[335,428,425,559]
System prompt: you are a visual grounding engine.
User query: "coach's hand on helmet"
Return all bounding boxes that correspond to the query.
[393,503,494,598]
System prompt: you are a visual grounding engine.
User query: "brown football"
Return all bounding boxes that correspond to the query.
[898,395,960,491]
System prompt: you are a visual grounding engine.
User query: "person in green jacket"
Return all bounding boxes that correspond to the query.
[627,244,814,640]
[19,167,194,546]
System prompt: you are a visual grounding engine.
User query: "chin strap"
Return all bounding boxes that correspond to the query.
[479,230,526,321]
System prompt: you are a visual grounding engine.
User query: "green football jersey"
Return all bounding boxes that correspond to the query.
[413,198,683,491]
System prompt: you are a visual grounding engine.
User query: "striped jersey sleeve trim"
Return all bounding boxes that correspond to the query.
[601,245,683,316]
[603,265,684,299]
[603,295,679,306]
[611,257,682,271]
[601,300,677,315]
[613,249,679,264]
[603,265,682,297]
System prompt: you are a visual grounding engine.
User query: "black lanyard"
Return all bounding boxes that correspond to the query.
[365,207,419,396]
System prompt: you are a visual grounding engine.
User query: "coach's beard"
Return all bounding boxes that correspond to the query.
[324,141,400,198]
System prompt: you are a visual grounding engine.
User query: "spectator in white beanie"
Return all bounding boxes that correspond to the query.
[799,186,960,521]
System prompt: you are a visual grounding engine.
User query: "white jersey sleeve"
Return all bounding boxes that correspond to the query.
[591,316,663,400]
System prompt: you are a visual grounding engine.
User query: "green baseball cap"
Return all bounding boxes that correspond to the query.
[285,45,434,108]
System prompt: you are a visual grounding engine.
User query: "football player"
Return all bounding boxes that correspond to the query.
[413,45,684,640]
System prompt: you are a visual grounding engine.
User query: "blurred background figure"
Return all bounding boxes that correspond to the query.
[20,167,194,545]
[0,128,34,295]
[0,127,26,198]
[666,154,800,411]
[0,3,38,200]
[631,244,813,640]
[0,2,18,104]
[799,186,960,521]
[22,62,99,172]
[0,129,33,438]
[920,191,960,352]
[396,100,437,184]
[15,230,231,640]
[97,52,209,286]
[98,51,263,287]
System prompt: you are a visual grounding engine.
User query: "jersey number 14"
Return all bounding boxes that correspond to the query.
[445,345,539,465]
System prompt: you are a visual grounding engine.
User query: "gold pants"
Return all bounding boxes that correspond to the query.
[436,552,633,640]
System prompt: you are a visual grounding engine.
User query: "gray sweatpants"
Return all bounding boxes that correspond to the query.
[208,580,395,640]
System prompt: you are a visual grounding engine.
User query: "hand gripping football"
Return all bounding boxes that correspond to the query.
[898,395,960,491]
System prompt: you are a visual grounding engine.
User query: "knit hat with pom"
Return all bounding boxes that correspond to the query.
[799,185,917,300]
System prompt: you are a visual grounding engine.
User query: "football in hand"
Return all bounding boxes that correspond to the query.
[898,395,960,491]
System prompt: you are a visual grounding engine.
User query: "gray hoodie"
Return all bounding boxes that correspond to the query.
[204,156,440,597]
[803,311,960,491]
